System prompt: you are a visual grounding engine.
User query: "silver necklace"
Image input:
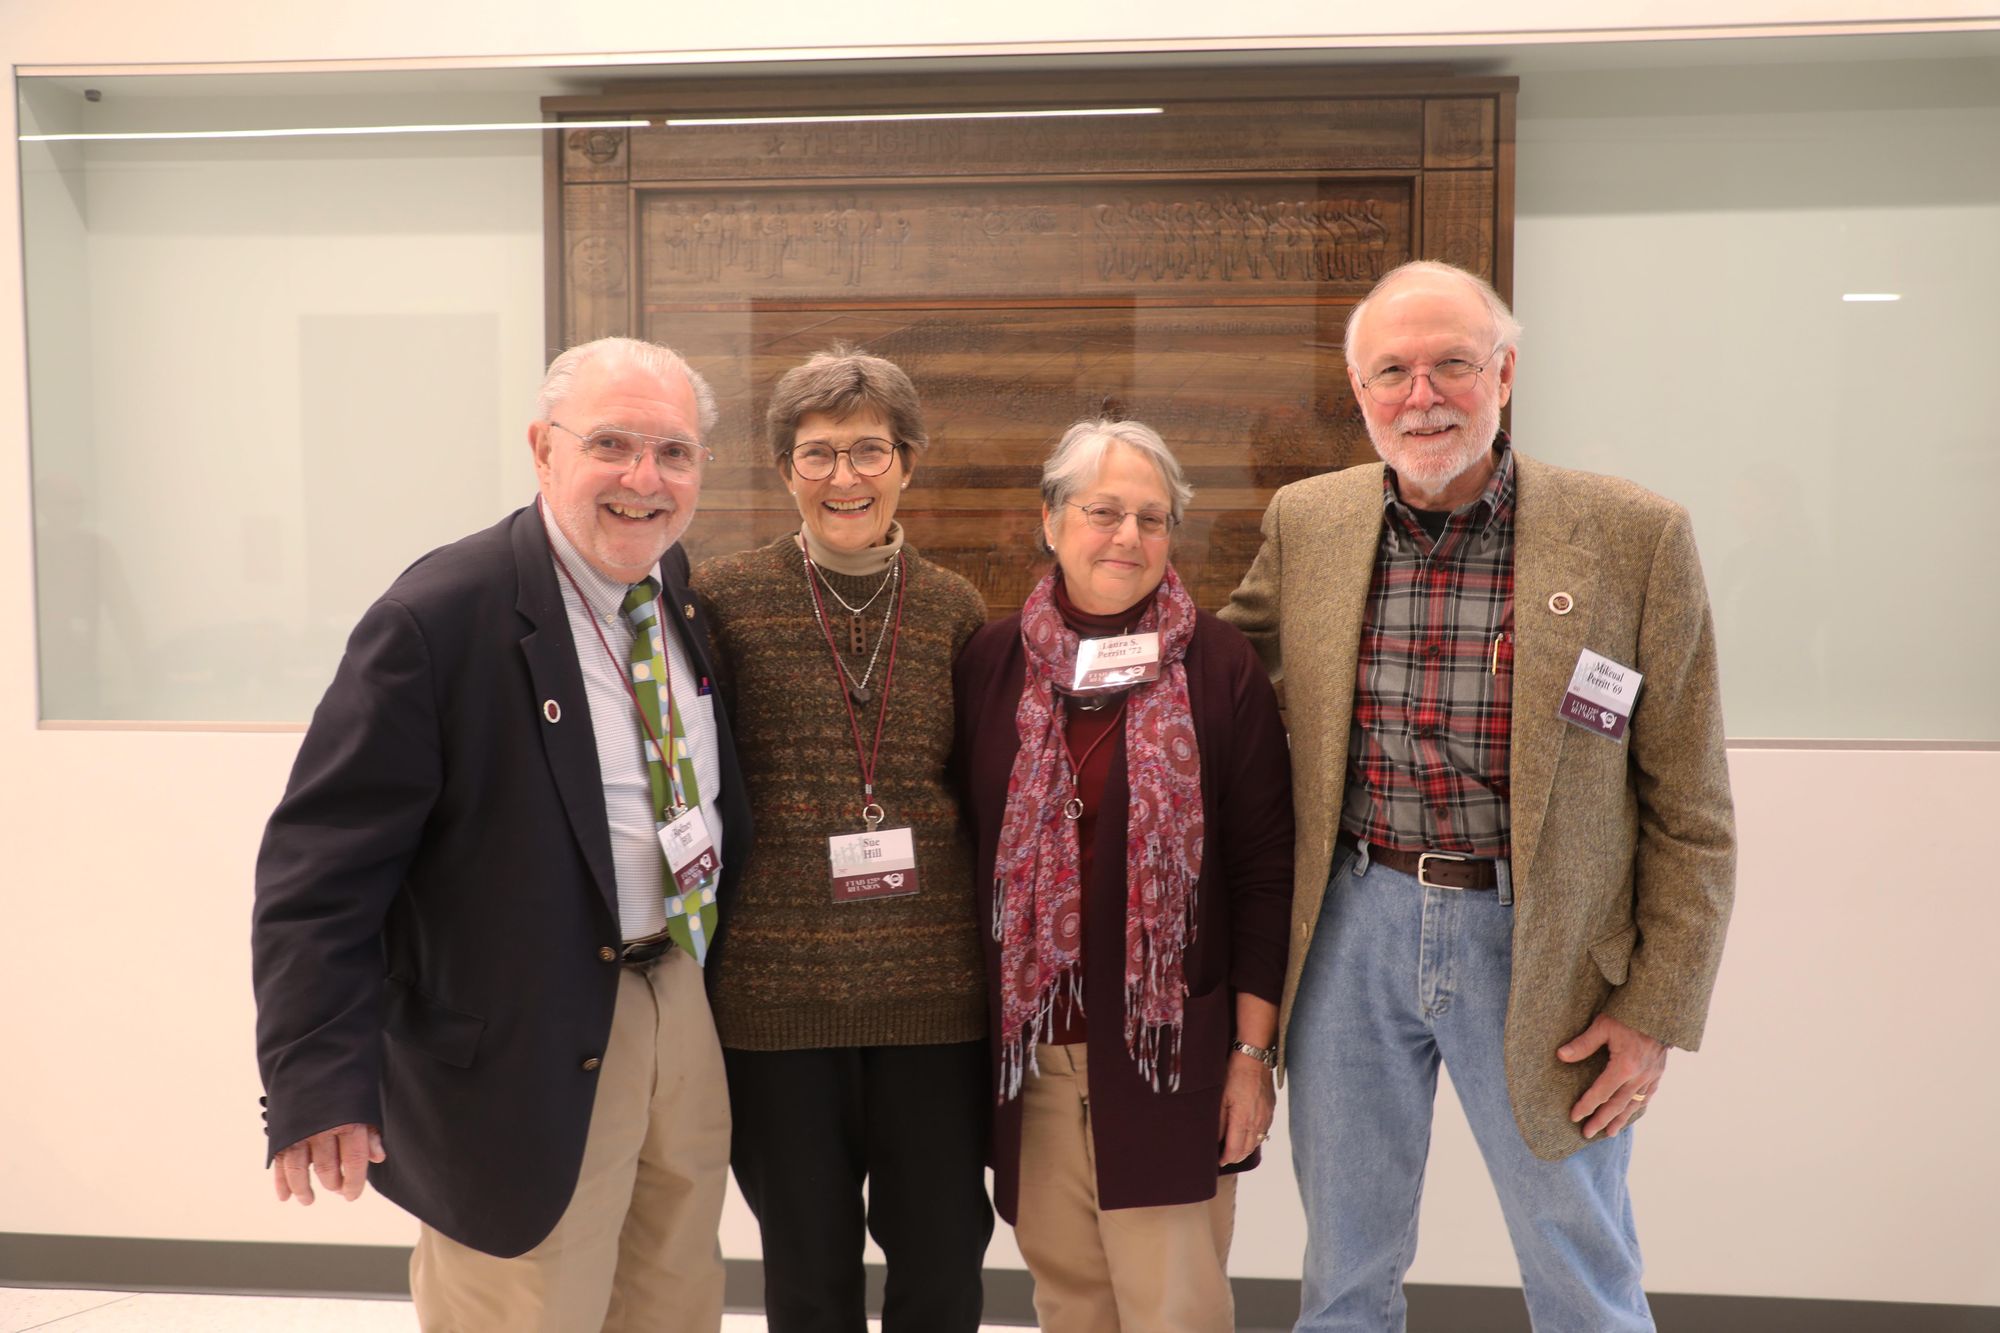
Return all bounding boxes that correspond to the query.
[812,559,897,616]
[807,556,900,705]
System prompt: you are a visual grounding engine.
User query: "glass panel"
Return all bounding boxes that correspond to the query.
[18,38,2000,739]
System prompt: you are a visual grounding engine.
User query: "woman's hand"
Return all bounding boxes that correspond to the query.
[1218,1051,1276,1166]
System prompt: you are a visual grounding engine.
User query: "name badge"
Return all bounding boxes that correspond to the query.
[827,826,920,904]
[1558,649,1644,741]
[658,807,721,894]
[1073,632,1162,692]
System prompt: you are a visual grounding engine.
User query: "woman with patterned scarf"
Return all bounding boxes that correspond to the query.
[954,418,1294,1332]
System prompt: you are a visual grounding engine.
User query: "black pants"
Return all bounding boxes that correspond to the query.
[723,1040,993,1333]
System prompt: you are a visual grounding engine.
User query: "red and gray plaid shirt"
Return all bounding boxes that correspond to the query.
[1340,437,1517,857]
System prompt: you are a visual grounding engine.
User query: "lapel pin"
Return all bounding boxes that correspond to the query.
[683,603,696,620]
[543,699,562,723]
[1548,592,1574,615]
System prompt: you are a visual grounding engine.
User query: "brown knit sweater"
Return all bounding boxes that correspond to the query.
[691,535,989,1050]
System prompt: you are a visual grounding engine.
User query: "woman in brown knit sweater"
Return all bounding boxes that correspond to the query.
[690,347,991,1333]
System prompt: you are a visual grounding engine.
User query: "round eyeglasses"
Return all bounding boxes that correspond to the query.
[788,437,901,481]
[1064,502,1177,539]
[1357,341,1506,405]
[552,421,713,475]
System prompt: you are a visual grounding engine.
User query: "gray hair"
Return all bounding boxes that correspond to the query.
[1040,418,1195,535]
[536,337,720,439]
[1342,260,1523,361]
[765,343,928,466]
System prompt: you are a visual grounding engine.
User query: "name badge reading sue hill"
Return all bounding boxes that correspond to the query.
[1558,649,1644,741]
[658,807,721,893]
[827,826,921,904]
[1073,632,1162,692]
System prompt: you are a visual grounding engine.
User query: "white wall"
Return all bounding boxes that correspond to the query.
[3,2,1997,1314]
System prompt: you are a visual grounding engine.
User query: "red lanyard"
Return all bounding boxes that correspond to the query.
[803,549,907,830]
[540,508,681,810]
[1061,695,1129,821]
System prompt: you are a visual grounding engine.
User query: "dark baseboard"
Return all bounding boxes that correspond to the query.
[1,1234,1992,1331]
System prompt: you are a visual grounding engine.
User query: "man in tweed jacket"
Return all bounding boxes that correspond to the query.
[1222,261,1734,1332]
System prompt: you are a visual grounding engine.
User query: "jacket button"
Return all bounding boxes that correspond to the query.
[581,1057,602,1072]
[598,946,617,962]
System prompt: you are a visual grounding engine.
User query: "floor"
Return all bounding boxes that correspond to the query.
[0,1288,1024,1332]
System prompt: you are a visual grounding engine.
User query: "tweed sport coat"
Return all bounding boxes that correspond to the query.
[1220,452,1735,1161]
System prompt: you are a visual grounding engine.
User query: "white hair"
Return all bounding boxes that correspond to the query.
[535,337,719,438]
[1343,260,1523,360]
[1040,418,1194,531]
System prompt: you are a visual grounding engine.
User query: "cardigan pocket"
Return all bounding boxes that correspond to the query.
[383,975,487,1069]
[1164,981,1232,1093]
[1587,923,1638,987]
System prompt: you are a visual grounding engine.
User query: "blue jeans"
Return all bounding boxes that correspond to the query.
[1288,845,1651,1333]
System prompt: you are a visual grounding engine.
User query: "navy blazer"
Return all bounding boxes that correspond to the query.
[252,503,751,1257]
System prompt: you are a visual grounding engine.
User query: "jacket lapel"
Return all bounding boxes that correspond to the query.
[510,508,620,920]
[1304,467,1388,820]
[1507,457,1596,892]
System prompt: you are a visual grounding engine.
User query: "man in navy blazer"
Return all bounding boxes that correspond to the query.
[253,337,752,1331]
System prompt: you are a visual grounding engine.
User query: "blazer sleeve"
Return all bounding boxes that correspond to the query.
[1605,507,1737,1050]
[251,595,443,1161]
[1218,486,1287,682]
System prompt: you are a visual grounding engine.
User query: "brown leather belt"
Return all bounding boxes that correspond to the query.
[620,934,677,969]
[1342,838,1500,890]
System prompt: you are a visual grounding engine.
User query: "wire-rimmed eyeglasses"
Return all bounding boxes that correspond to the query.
[788,437,902,481]
[1356,341,1507,405]
[552,421,713,475]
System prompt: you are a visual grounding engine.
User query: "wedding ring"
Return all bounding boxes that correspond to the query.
[1630,1092,1649,1103]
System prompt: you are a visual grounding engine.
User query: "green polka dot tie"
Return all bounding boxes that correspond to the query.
[621,577,717,965]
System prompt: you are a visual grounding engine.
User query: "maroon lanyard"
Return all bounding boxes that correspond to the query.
[539,502,678,803]
[802,549,907,830]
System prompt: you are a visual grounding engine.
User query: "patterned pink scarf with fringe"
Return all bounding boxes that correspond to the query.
[992,566,1205,1099]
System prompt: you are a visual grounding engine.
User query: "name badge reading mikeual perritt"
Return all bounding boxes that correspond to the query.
[1558,649,1645,742]
[827,826,921,904]
[1073,632,1162,693]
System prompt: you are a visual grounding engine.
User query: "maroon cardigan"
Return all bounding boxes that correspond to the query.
[953,606,1294,1222]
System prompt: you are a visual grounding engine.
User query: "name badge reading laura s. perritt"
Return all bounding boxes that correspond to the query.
[827,826,921,904]
[1558,649,1644,741]
[1073,632,1162,692]
[658,807,721,894]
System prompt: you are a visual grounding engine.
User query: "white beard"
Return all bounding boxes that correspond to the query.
[1368,395,1501,494]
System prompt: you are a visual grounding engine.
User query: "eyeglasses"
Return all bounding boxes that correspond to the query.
[788,437,901,481]
[1064,502,1177,539]
[1357,342,1506,405]
[551,421,713,475]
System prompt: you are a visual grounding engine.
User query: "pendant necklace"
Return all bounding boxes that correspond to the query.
[813,560,898,654]
[807,557,900,705]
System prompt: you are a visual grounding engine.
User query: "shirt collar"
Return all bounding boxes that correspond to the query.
[1381,431,1516,536]
[537,496,659,623]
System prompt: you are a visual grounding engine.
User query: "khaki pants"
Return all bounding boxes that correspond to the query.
[410,950,731,1333]
[1016,1042,1236,1333]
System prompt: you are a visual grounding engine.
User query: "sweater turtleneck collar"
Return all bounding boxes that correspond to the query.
[794,522,906,577]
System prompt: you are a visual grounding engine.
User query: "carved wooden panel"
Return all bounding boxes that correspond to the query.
[628,98,1425,181]
[546,71,1515,616]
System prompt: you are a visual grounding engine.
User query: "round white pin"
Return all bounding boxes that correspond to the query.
[543,699,562,723]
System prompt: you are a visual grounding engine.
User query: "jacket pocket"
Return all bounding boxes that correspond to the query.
[383,976,486,1068]
[1587,924,1638,987]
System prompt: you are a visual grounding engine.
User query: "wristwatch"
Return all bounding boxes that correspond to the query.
[1230,1040,1278,1069]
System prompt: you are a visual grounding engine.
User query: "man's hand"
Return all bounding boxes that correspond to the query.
[272,1122,385,1205]
[1558,1013,1668,1140]
[1218,1053,1277,1166]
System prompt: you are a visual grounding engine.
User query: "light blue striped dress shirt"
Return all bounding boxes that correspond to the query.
[538,504,724,942]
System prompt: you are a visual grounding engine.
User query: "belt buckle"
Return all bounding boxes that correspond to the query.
[1417,851,1470,889]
